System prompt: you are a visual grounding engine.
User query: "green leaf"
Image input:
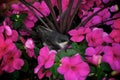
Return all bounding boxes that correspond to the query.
[96,65,106,80]
[55,56,60,63]
[13,21,22,29]
[10,71,19,80]
[10,14,18,21]
[57,49,77,58]
[90,65,97,73]
[11,13,27,22]
[21,59,29,72]
[19,13,27,21]
[57,50,65,58]
[50,63,59,77]
[10,13,27,29]
[16,42,25,50]
[97,70,105,80]
[34,47,40,56]
[71,42,80,51]
[100,62,112,72]
[71,41,87,57]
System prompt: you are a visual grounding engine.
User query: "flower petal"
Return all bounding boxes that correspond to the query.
[45,53,55,68]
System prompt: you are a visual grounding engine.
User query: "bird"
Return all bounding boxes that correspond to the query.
[36,26,69,50]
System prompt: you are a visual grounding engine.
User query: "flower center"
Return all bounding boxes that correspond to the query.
[71,66,76,71]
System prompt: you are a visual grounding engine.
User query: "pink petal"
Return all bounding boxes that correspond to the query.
[70,54,83,65]
[4,25,12,36]
[64,69,78,80]
[0,26,4,33]
[37,68,45,79]
[71,36,84,42]
[92,29,103,39]
[92,55,102,65]
[103,33,113,43]
[78,62,90,76]
[14,50,22,58]
[110,5,118,12]
[95,46,104,54]
[57,57,70,74]
[25,38,35,49]
[102,46,114,64]
[62,0,69,12]
[114,37,120,43]
[85,47,95,56]
[78,27,84,34]
[24,19,35,29]
[27,12,38,22]
[13,59,24,70]
[2,65,15,73]
[26,48,35,58]
[102,0,110,3]
[0,37,4,46]
[44,53,55,68]
[34,64,42,73]
[46,70,52,78]
[6,30,18,41]
[37,56,45,67]
[111,59,120,71]
[39,46,49,57]
[41,2,50,16]
[84,28,91,34]
[68,29,78,36]
[92,16,102,25]
[33,1,50,17]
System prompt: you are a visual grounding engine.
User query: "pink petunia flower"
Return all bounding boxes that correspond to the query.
[110,29,120,43]
[0,25,4,33]
[78,0,95,18]
[102,0,111,4]
[94,8,111,20]
[91,15,102,25]
[103,33,113,43]
[102,44,120,72]
[112,19,120,29]
[36,67,52,79]
[11,3,38,29]
[111,12,120,28]
[5,30,18,42]
[51,0,69,12]
[86,28,104,47]
[2,21,12,36]
[0,21,18,42]
[57,54,90,80]
[61,0,69,12]
[1,48,24,73]
[69,27,91,42]
[81,7,111,26]
[25,38,35,58]
[51,0,57,6]
[85,46,103,66]
[51,0,79,13]
[24,11,38,29]
[11,4,22,14]
[110,5,119,12]
[24,19,35,29]
[0,38,15,60]
[33,1,50,17]
[34,46,56,79]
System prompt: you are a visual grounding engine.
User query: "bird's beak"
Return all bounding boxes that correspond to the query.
[58,41,68,49]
